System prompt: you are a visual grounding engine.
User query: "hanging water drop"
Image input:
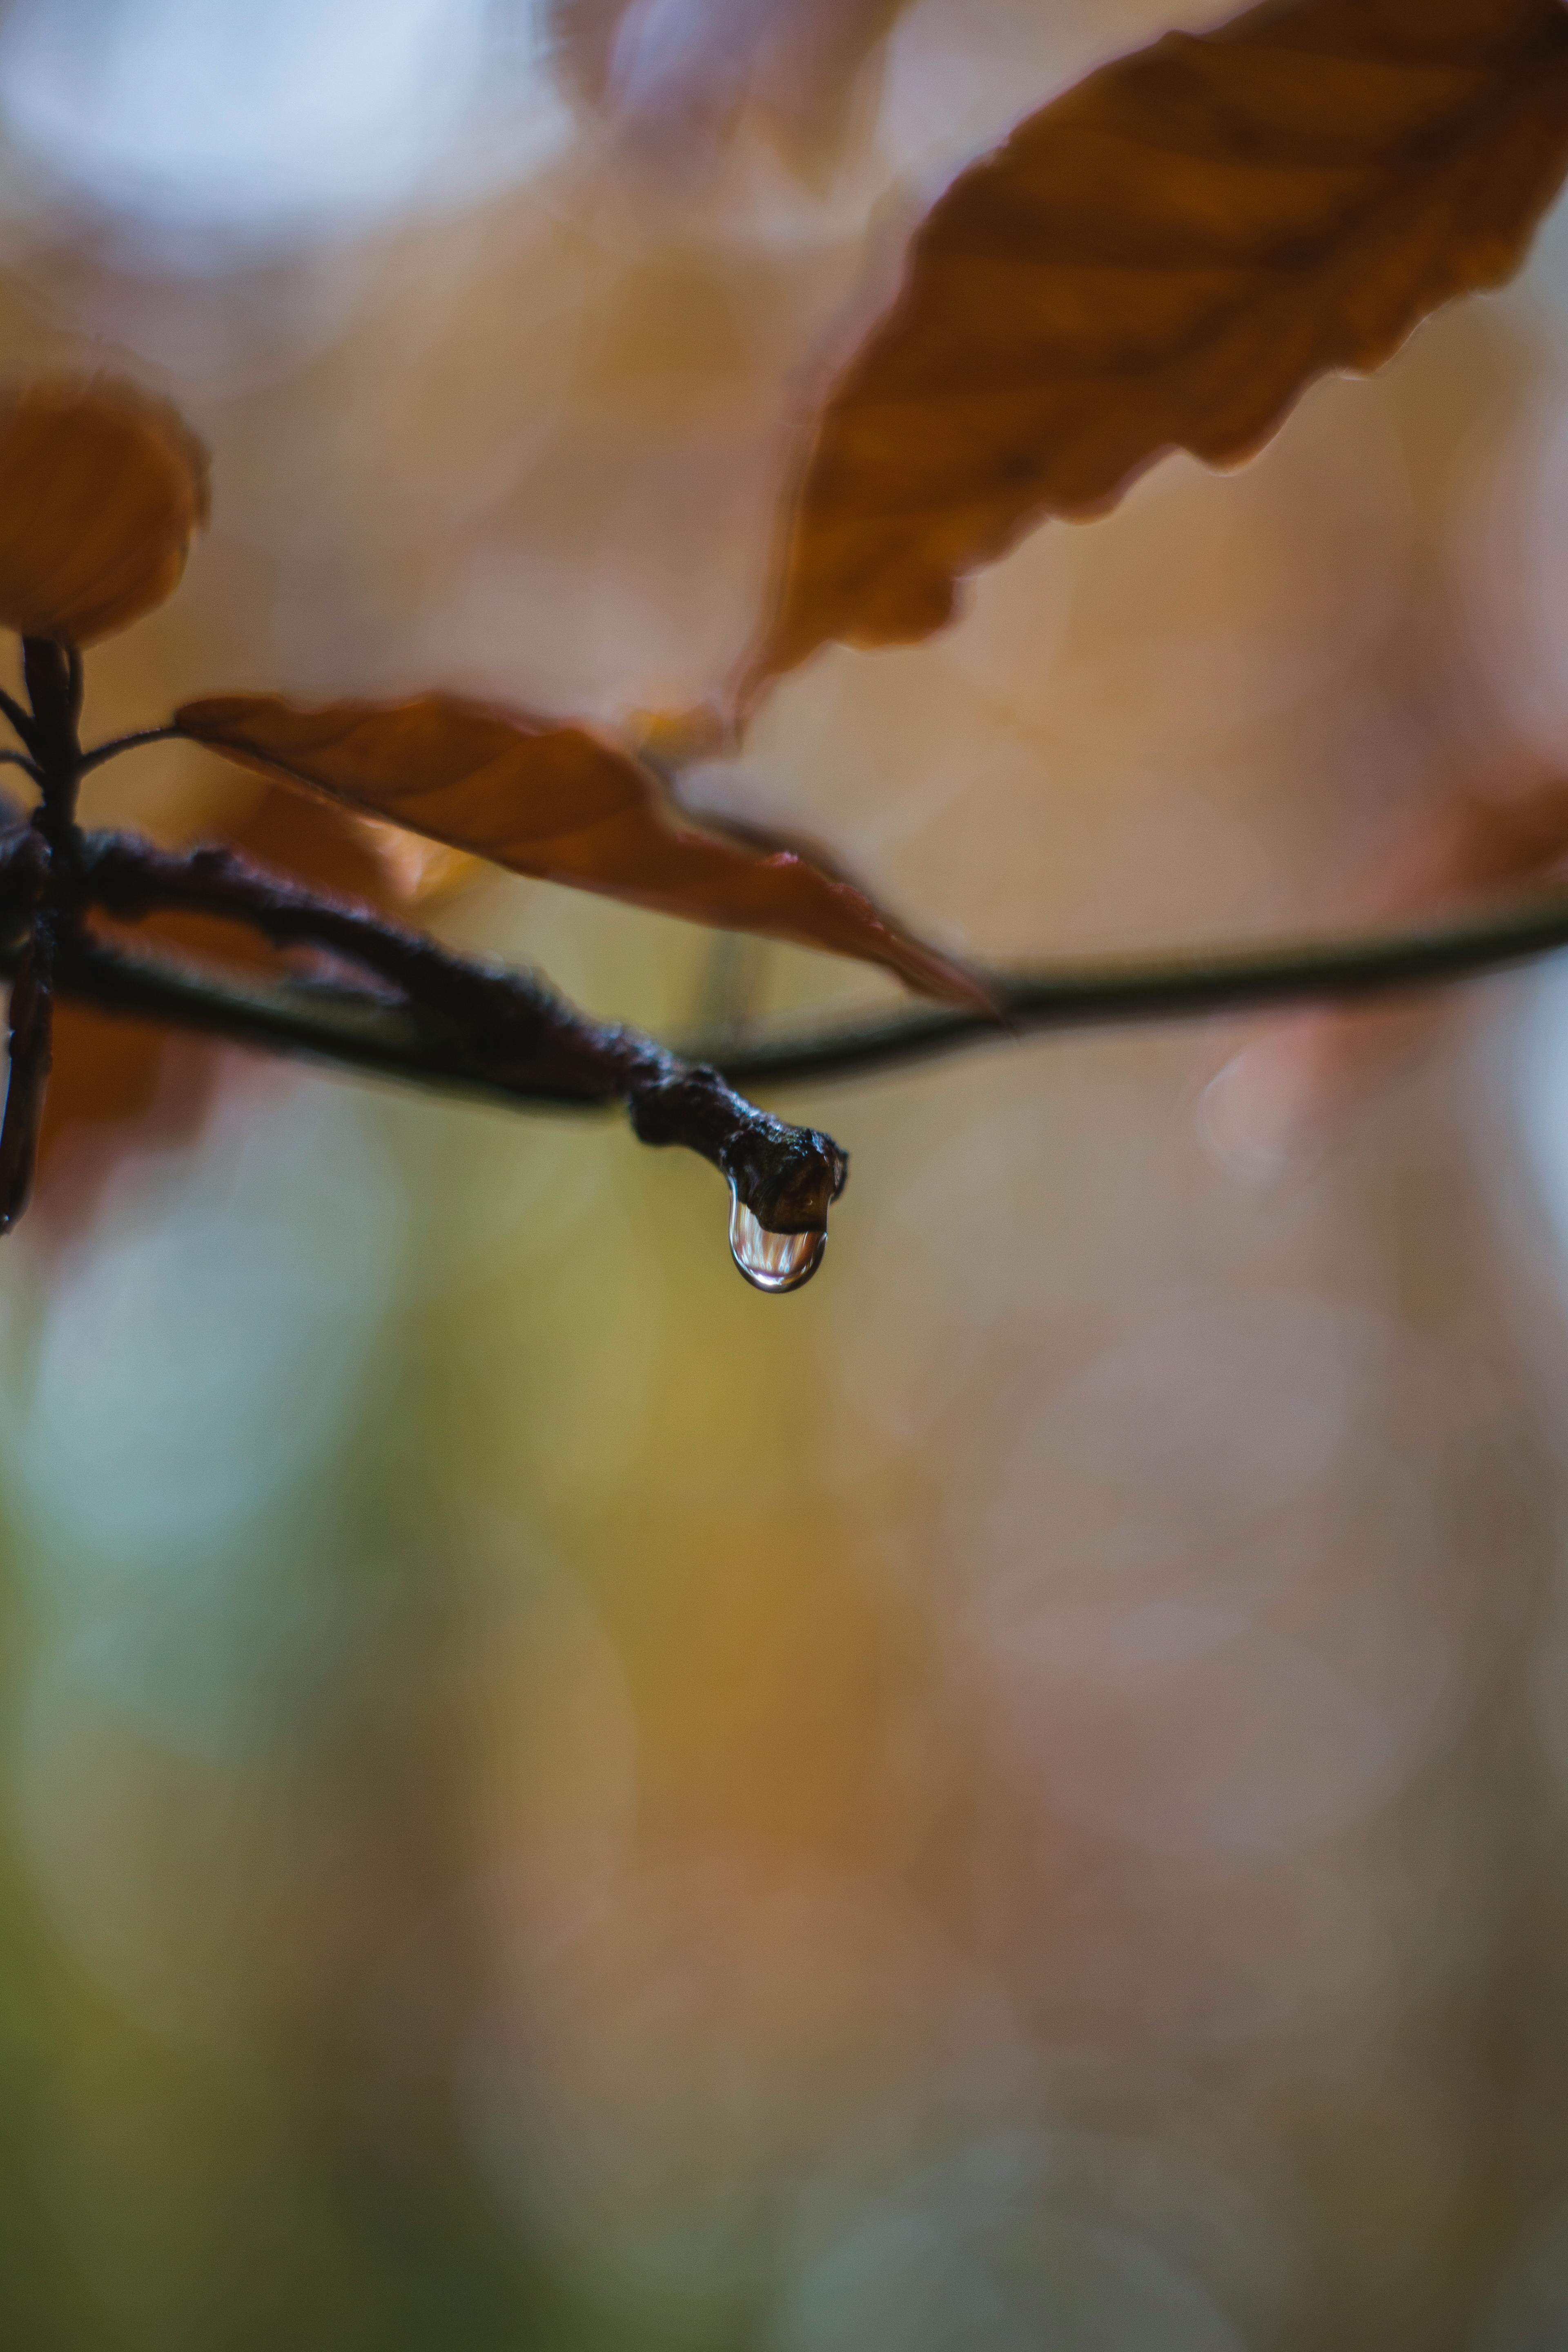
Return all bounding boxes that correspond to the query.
[728,1187,827,1294]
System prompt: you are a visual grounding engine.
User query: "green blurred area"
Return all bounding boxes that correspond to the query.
[4,2,1568,2346]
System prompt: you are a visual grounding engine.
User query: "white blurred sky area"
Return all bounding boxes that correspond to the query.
[0,0,572,249]
[0,0,1169,259]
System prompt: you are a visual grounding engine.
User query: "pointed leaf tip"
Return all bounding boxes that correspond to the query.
[0,374,209,647]
[174,688,989,1007]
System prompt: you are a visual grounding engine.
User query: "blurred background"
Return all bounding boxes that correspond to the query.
[0,1,1566,2345]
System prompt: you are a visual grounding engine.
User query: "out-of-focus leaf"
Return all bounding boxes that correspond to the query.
[745,0,1568,692]
[38,788,404,1218]
[175,690,989,1006]
[548,0,909,176]
[0,376,209,646]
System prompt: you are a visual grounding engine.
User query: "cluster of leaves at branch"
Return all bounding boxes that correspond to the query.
[6,0,1568,1285]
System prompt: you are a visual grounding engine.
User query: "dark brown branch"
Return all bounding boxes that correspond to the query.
[0,817,1566,1238]
[0,642,70,1228]
[706,892,1568,1087]
[21,637,81,869]
[0,916,53,1230]
[0,682,37,757]
[87,830,1568,1094]
[69,830,848,1232]
[22,637,75,772]
[38,877,1568,1118]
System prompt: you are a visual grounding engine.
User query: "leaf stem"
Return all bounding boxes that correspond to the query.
[74,724,185,778]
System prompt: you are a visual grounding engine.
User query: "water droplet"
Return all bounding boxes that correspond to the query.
[728,1188,827,1294]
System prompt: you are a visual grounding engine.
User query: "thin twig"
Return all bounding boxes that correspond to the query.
[0,685,37,758]
[75,724,185,779]
[706,891,1568,1087]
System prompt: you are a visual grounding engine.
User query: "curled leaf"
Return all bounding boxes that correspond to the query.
[0,375,209,646]
[174,690,988,1007]
[746,0,1568,691]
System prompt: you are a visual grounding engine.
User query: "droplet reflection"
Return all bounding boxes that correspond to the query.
[728,1189,827,1294]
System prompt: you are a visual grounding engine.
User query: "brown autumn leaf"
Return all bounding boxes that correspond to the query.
[174,690,989,1007]
[745,0,1568,693]
[0,375,209,646]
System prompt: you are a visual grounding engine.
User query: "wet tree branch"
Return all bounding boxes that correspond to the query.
[709,893,1568,1085]
[0,820,1565,1220]
[18,827,849,1233]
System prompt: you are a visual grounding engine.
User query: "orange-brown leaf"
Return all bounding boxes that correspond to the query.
[746,0,1568,690]
[0,376,209,646]
[174,690,987,1006]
